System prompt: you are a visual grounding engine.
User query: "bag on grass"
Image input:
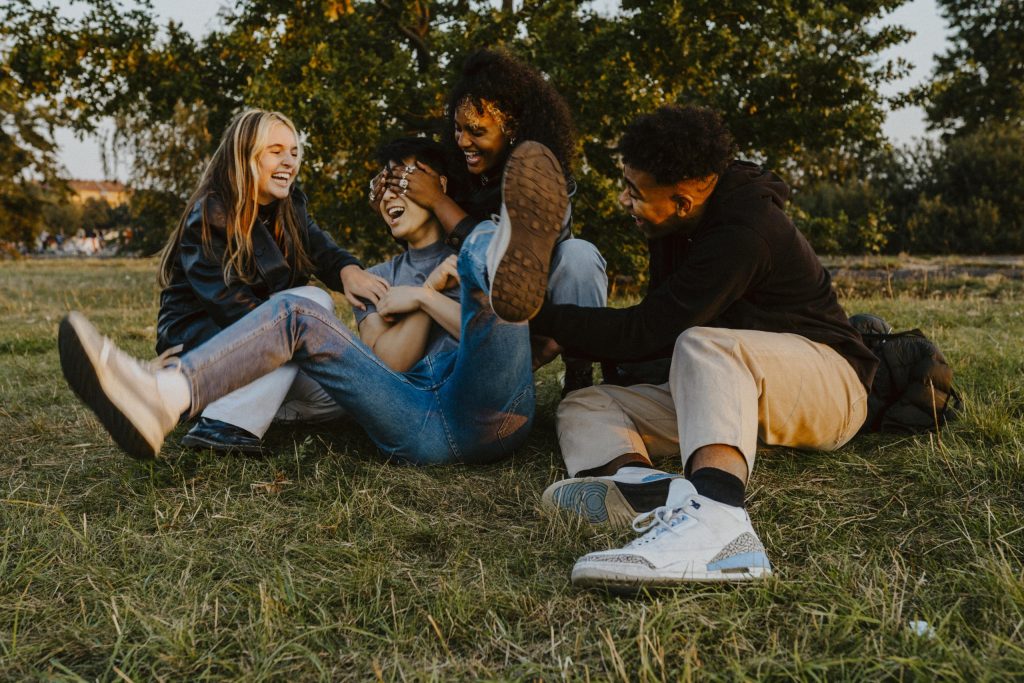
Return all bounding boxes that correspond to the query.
[849,313,963,434]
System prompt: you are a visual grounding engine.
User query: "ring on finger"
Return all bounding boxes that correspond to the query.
[399,178,409,189]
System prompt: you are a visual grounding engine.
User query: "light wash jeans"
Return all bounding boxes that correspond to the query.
[178,222,534,465]
[201,285,345,437]
[548,238,607,308]
[206,238,603,437]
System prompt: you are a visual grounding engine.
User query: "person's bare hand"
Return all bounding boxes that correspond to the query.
[424,254,460,292]
[340,265,389,310]
[367,168,388,211]
[376,286,423,317]
[384,161,446,210]
[531,335,563,370]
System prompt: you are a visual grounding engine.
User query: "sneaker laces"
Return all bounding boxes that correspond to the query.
[629,502,691,543]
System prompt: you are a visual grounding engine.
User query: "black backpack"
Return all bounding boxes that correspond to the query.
[850,314,963,434]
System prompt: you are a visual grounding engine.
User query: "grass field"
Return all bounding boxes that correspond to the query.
[1,257,1022,681]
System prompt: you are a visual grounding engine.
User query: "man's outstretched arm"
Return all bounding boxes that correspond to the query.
[531,226,768,362]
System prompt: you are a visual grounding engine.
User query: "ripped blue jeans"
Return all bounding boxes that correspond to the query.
[178,223,534,465]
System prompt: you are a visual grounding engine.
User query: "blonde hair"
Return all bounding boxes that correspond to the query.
[158,109,314,288]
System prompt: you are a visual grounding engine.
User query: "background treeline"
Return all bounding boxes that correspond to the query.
[1,0,1022,280]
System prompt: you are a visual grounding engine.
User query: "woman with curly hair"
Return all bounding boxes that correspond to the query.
[157,108,389,453]
[378,48,609,394]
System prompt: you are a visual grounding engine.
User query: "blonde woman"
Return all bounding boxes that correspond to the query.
[156,109,387,453]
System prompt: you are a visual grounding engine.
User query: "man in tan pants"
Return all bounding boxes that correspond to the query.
[529,106,877,590]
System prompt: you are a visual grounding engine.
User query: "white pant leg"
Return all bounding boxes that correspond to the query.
[274,370,347,424]
[200,285,339,437]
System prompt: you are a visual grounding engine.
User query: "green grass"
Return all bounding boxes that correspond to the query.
[1,258,1023,681]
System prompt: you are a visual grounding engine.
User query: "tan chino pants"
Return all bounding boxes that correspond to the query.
[556,327,868,476]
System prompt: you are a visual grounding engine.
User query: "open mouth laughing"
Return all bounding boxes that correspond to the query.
[385,204,406,224]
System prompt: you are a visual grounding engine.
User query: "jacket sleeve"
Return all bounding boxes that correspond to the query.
[530,225,771,362]
[177,212,266,328]
[304,211,362,293]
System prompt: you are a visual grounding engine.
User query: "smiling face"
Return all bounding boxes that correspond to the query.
[618,164,688,238]
[454,98,513,176]
[255,121,300,205]
[617,163,718,239]
[378,157,444,248]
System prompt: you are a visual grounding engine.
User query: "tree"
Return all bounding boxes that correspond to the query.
[791,179,894,254]
[42,197,82,236]
[2,0,918,271]
[0,14,66,243]
[900,122,1024,253]
[921,0,1024,136]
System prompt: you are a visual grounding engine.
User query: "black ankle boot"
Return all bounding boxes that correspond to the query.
[181,417,264,454]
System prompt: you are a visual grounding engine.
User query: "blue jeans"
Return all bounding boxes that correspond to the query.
[548,238,608,308]
[178,223,534,465]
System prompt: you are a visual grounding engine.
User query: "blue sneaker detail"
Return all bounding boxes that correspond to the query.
[551,482,611,523]
[707,551,772,573]
[640,472,680,483]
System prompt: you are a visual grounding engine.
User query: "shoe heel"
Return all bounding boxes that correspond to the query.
[490,142,568,322]
[59,315,158,460]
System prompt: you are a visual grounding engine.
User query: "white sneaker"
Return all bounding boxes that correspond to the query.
[571,479,772,590]
[542,467,682,528]
[59,311,180,460]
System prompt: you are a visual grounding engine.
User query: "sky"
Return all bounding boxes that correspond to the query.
[52,0,952,181]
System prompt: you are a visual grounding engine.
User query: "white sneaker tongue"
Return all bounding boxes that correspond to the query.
[665,478,699,508]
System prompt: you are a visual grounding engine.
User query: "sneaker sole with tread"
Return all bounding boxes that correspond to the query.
[180,431,265,455]
[59,313,160,460]
[542,478,640,529]
[490,141,568,322]
[572,562,772,592]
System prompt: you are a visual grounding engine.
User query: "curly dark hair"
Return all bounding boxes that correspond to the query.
[618,105,736,185]
[444,48,576,179]
[375,136,452,179]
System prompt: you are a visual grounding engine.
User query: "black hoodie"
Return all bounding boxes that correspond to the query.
[530,161,878,390]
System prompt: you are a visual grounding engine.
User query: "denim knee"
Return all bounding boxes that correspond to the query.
[548,238,608,307]
[458,224,494,292]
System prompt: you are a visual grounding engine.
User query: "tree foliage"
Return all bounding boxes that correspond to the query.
[0,24,66,243]
[921,0,1024,136]
[4,0,918,268]
[901,122,1024,253]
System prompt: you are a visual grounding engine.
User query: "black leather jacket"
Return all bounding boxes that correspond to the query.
[156,188,361,354]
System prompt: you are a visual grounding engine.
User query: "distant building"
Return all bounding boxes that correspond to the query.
[67,180,131,207]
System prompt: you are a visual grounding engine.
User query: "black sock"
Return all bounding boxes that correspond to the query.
[575,454,652,478]
[689,468,746,508]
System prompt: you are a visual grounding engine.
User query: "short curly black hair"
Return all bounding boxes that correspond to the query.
[445,48,576,178]
[618,105,736,185]
[375,136,452,179]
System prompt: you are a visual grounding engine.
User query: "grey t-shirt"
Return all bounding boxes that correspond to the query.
[354,240,460,358]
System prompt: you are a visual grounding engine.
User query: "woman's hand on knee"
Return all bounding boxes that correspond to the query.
[340,265,389,310]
